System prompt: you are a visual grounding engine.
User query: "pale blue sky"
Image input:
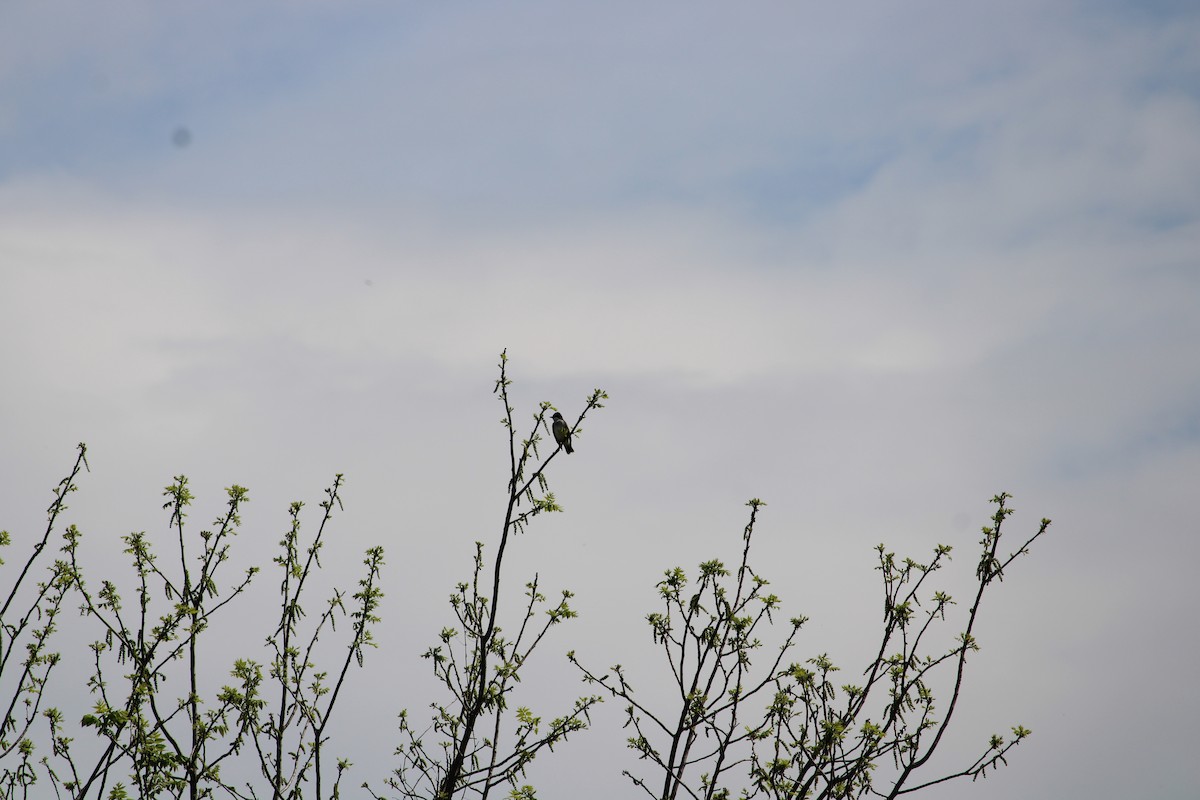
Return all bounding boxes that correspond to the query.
[2,2,1199,798]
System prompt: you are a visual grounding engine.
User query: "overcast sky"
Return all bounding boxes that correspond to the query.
[2,2,1198,798]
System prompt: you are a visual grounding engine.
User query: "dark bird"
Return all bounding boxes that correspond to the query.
[551,412,574,454]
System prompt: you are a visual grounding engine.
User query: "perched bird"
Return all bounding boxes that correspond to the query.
[551,412,574,454]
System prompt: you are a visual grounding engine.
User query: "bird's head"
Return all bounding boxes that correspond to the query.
[551,412,564,421]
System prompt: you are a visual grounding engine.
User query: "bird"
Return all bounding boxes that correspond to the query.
[551,412,574,454]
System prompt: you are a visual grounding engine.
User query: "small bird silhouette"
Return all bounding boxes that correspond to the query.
[551,412,574,454]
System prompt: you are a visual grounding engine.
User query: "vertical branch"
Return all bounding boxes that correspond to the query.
[0,443,86,795]
[0,443,88,622]
[312,545,385,800]
[742,493,1049,800]
[263,475,346,800]
[438,352,522,799]
[578,499,800,800]
[885,493,1051,798]
[382,351,606,800]
[60,477,256,800]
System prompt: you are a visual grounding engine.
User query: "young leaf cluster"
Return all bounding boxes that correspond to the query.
[0,454,382,800]
[578,494,1049,800]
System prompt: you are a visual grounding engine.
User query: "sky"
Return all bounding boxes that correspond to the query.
[2,1,1199,798]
